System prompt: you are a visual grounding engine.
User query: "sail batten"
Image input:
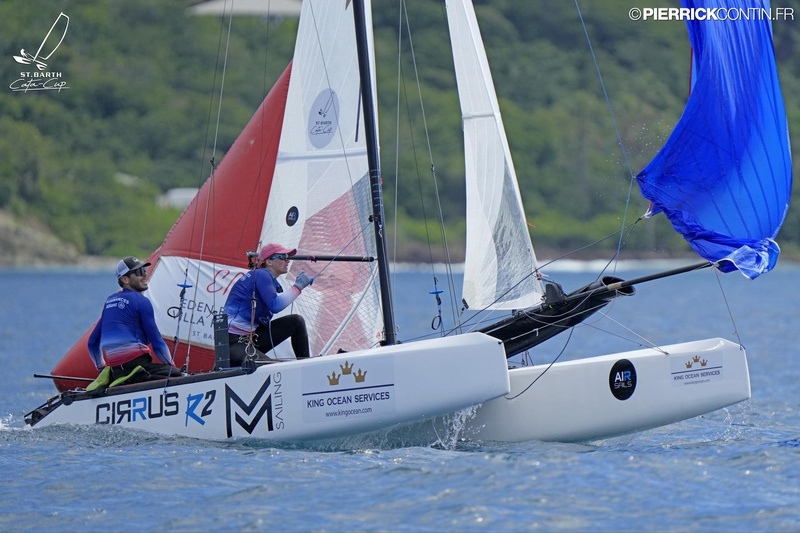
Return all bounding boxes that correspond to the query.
[637,0,792,279]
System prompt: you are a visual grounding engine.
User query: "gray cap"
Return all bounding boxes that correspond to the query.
[115,256,151,279]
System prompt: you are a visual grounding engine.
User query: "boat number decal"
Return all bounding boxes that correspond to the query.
[609,359,637,401]
[224,372,284,438]
[308,89,339,149]
[96,392,179,425]
[286,206,299,227]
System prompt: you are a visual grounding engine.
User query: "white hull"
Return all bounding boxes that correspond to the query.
[29,333,510,441]
[464,338,750,442]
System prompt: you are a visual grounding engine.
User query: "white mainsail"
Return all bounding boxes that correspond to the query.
[260,0,384,355]
[446,0,545,311]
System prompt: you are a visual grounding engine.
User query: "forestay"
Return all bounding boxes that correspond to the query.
[636,0,792,279]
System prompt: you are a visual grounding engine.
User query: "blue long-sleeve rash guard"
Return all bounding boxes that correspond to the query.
[87,288,173,370]
[223,268,300,335]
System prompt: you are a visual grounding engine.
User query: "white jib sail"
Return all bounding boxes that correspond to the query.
[259,0,384,356]
[446,0,545,311]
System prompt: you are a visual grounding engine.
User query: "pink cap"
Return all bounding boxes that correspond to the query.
[258,243,297,261]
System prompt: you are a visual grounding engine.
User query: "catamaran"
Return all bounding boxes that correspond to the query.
[26,0,791,443]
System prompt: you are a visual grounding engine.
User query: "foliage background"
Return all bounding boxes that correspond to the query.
[0,0,797,262]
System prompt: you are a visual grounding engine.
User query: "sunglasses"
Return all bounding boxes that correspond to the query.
[128,267,147,277]
[269,254,290,261]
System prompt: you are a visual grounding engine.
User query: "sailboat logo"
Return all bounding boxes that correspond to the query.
[308,89,339,149]
[13,13,70,71]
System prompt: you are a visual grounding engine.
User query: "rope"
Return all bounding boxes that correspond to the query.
[307,2,360,205]
[390,0,403,293]
[166,271,194,370]
[167,2,281,370]
[574,0,639,274]
[396,0,462,334]
[713,267,744,349]
[583,312,669,355]
[246,290,258,360]
[164,3,236,373]
[429,277,444,334]
[505,328,575,400]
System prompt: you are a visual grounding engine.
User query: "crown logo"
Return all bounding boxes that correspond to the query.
[327,372,340,386]
[354,369,367,383]
[684,356,709,369]
[340,361,353,375]
[685,355,703,368]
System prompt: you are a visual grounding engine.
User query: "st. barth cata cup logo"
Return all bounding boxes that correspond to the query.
[10,12,70,93]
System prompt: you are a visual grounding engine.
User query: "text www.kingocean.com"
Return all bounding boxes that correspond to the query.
[325,407,374,418]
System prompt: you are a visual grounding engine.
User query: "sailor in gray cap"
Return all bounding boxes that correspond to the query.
[87,256,182,387]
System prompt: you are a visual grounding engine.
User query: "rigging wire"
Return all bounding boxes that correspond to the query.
[307,0,360,197]
[390,0,403,297]
[474,0,732,380]
[391,220,640,346]
[306,0,394,339]
[569,1,741,366]
[574,0,640,279]
[581,312,669,355]
[180,1,290,369]
[713,267,745,349]
[242,1,282,363]
[185,1,237,371]
[390,1,447,336]
[392,1,653,342]
[167,0,281,369]
[397,0,462,334]
[164,0,237,373]
[395,61,444,333]
[449,220,643,336]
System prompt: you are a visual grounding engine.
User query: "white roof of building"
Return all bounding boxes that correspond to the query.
[158,188,199,210]
[188,0,302,17]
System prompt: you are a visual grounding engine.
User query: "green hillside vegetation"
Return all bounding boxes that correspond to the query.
[0,0,797,261]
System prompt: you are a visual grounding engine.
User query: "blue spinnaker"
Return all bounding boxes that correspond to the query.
[636,0,792,279]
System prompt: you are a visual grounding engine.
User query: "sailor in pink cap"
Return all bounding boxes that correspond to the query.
[223,243,313,364]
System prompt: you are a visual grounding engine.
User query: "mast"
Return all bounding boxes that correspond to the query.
[352,0,397,345]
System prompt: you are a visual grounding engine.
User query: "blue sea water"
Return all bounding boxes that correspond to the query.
[1,263,799,532]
